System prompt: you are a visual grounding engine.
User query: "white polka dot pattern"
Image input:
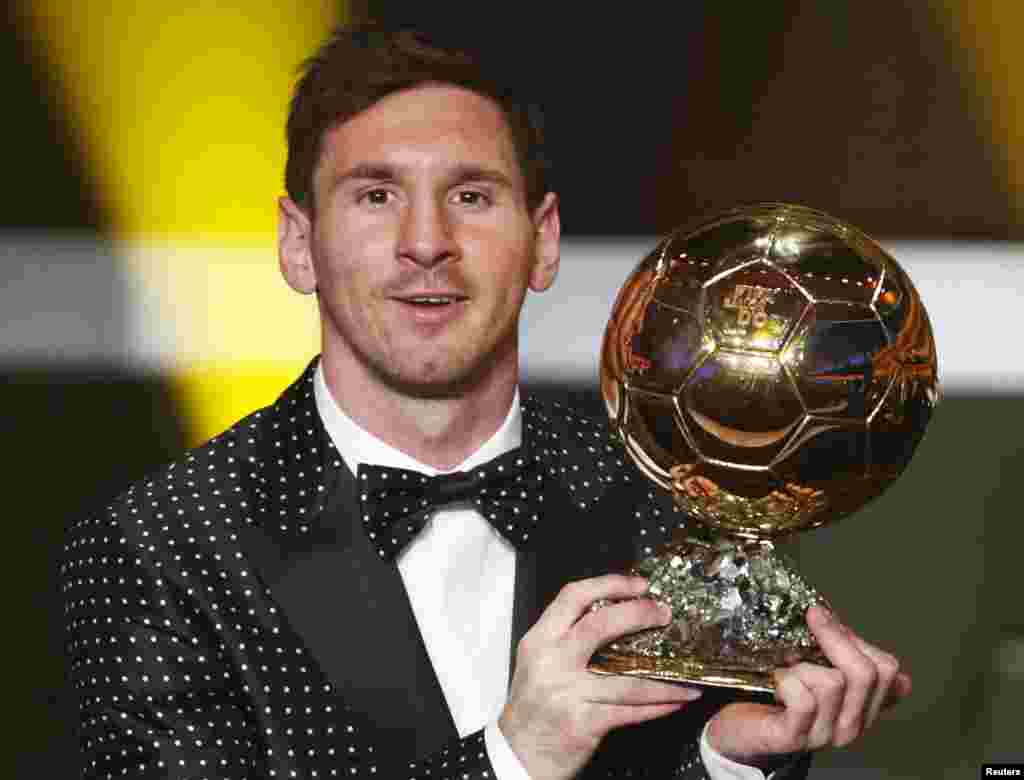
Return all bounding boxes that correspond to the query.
[61,359,728,779]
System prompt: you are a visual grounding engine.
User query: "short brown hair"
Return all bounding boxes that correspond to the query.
[285,25,551,215]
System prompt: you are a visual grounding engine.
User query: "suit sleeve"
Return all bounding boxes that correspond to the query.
[62,507,270,778]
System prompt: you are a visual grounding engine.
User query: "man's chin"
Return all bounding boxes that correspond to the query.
[377,355,501,401]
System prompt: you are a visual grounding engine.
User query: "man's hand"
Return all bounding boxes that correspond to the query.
[499,575,704,780]
[707,605,912,767]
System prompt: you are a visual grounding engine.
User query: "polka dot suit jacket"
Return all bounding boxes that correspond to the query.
[63,358,811,779]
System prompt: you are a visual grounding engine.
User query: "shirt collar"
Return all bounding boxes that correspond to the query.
[313,360,522,477]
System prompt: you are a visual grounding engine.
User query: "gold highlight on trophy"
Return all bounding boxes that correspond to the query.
[591,203,939,692]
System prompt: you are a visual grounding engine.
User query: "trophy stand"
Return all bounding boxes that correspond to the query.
[588,529,830,693]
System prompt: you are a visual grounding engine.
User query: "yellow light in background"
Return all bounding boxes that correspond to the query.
[122,245,321,446]
[22,2,343,447]
[939,1,1024,221]
[22,1,342,239]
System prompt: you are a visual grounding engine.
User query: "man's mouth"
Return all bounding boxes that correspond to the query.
[394,294,469,307]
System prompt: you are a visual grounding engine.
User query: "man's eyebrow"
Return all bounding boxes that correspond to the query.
[447,164,516,188]
[334,162,516,188]
[335,162,398,184]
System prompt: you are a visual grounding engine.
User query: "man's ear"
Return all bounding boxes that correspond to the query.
[528,192,561,293]
[278,196,318,294]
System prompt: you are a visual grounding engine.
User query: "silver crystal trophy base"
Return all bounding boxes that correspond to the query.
[589,535,830,692]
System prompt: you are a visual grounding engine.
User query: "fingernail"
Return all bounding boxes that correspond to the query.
[682,687,703,700]
[658,603,673,623]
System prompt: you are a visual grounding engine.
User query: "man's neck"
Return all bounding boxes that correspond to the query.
[317,353,519,472]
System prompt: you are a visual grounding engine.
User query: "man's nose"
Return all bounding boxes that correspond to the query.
[396,197,459,268]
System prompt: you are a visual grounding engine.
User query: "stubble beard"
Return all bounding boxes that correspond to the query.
[366,324,519,401]
[321,298,520,403]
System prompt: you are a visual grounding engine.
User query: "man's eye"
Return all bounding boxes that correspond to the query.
[454,190,489,206]
[361,189,392,206]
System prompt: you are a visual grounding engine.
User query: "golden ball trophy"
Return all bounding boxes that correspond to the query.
[590,203,939,692]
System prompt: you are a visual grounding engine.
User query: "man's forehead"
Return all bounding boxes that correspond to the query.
[328,84,512,145]
[315,84,523,185]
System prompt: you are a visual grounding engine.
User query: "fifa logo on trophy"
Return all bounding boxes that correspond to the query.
[721,284,776,330]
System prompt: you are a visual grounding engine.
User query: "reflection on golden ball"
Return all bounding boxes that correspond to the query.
[601,203,939,538]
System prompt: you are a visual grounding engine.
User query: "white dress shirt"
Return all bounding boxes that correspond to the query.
[313,363,770,780]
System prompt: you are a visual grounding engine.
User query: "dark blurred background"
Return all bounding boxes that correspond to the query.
[5,1,1022,777]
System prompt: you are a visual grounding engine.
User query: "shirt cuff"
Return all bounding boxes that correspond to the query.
[699,720,769,780]
[484,721,533,780]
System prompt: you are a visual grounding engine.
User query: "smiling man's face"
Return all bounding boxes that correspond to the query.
[280,83,559,399]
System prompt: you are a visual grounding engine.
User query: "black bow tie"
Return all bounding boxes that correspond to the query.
[357,447,547,561]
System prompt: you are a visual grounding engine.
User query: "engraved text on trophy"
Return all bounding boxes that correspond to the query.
[721,283,776,333]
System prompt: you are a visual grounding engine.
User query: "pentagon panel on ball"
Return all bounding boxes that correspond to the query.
[593,203,939,692]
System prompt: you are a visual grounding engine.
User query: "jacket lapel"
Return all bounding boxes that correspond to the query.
[510,491,641,667]
[238,360,457,759]
[510,400,641,676]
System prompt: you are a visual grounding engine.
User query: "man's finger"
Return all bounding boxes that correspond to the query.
[762,671,819,753]
[781,663,847,750]
[571,596,672,660]
[707,677,816,763]
[840,626,909,729]
[806,606,877,744]
[583,673,703,707]
[596,701,690,734]
[534,575,651,641]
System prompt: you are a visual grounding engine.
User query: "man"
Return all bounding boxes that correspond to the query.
[63,25,910,779]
